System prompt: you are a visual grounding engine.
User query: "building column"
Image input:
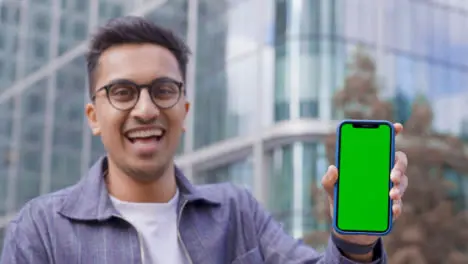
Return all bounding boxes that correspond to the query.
[5,0,29,214]
[182,0,198,181]
[40,0,61,195]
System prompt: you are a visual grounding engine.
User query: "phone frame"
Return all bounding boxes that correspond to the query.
[333,119,395,236]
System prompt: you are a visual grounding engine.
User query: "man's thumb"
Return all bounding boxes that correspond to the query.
[321,165,338,197]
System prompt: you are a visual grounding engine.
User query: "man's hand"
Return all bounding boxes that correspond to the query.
[321,123,409,260]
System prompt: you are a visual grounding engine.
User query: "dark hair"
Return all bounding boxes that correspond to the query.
[85,16,191,98]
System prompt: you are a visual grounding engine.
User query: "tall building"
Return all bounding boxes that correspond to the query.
[1,0,468,250]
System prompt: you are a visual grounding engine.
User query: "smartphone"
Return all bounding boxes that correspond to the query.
[333,120,395,236]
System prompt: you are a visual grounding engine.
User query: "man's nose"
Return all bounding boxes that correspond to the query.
[130,89,160,121]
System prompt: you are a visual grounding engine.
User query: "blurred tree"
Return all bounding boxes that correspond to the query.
[305,48,468,263]
[333,46,394,121]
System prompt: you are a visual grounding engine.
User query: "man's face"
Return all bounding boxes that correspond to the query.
[85,44,189,181]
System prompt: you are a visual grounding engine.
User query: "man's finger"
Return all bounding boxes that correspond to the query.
[399,174,408,195]
[390,168,402,185]
[390,187,402,200]
[392,200,403,221]
[321,165,338,197]
[393,151,408,175]
[394,123,403,134]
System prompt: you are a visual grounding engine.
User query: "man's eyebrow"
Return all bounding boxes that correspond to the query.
[105,76,182,85]
[105,78,135,85]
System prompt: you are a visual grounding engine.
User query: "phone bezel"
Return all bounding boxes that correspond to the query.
[332,119,395,236]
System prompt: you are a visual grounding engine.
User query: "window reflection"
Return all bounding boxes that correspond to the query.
[343,0,377,45]
[144,0,188,37]
[273,0,325,121]
[432,7,450,61]
[0,227,4,251]
[15,79,48,209]
[90,134,105,167]
[33,11,50,33]
[448,10,467,65]
[51,57,86,191]
[195,0,270,148]
[410,1,431,57]
[395,55,416,100]
[266,142,328,239]
[274,43,289,121]
[193,157,253,190]
[0,4,31,86]
[51,150,81,191]
[0,100,13,206]
[98,1,125,26]
[391,0,413,51]
[24,7,52,73]
[59,4,90,55]
[298,40,320,118]
[389,47,468,136]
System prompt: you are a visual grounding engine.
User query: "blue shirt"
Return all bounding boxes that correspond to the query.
[0,156,386,263]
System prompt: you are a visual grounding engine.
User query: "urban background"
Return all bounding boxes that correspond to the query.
[0,0,467,263]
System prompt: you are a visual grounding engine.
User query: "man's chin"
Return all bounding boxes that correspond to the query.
[125,159,172,182]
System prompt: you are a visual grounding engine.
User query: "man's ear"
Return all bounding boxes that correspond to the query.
[182,101,190,132]
[85,103,101,135]
[184,101,190,114]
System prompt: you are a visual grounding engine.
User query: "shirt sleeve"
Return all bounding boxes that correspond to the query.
[243,188,387,264]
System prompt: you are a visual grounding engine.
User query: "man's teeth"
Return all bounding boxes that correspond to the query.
[127,129,163,139]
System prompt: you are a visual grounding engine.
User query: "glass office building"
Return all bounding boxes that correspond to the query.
[1,0,468,248]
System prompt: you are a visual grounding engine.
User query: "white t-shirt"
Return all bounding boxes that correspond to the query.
[110,189,187,264]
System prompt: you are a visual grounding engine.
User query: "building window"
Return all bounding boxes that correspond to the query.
[266,142,328,240]
[61,0,68,9]
[20,148,42,172]
[0,33,5,49]
[0,227,4,250]
[34,12,50,33]
[51,150,81,191]
[73,21,87,40]
[59,17,68,36]
[193,157,254,190]
[0,6,8,24]
[16,169,41,208]
[75,0,88,12]
[33,40,48,59]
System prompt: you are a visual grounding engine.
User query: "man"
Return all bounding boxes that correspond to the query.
[0,16,408,264]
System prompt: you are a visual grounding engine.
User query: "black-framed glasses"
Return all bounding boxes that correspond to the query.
[92,77,184,111]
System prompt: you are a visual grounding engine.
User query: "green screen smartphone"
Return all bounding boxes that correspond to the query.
[333,120,395,236]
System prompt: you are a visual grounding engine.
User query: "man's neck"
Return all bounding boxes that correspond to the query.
[105,160,177,203]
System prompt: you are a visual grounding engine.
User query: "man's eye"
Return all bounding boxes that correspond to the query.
[115,89,132,95]
[158,89,175,94]
[111,87,135,96]
[154,84,178,94]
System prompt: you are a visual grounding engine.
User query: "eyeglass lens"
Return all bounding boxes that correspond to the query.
[107,79,181,110]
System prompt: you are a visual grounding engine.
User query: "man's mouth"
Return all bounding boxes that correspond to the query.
[125,128,166,143]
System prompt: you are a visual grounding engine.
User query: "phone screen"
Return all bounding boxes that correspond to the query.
[336,122,393,233]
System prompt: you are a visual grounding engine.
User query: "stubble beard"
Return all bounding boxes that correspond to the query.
[122,159,172,183]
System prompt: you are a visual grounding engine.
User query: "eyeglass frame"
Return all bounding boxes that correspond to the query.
[91,77,185,111]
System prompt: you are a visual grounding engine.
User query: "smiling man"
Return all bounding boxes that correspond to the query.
[0,16,409,264]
